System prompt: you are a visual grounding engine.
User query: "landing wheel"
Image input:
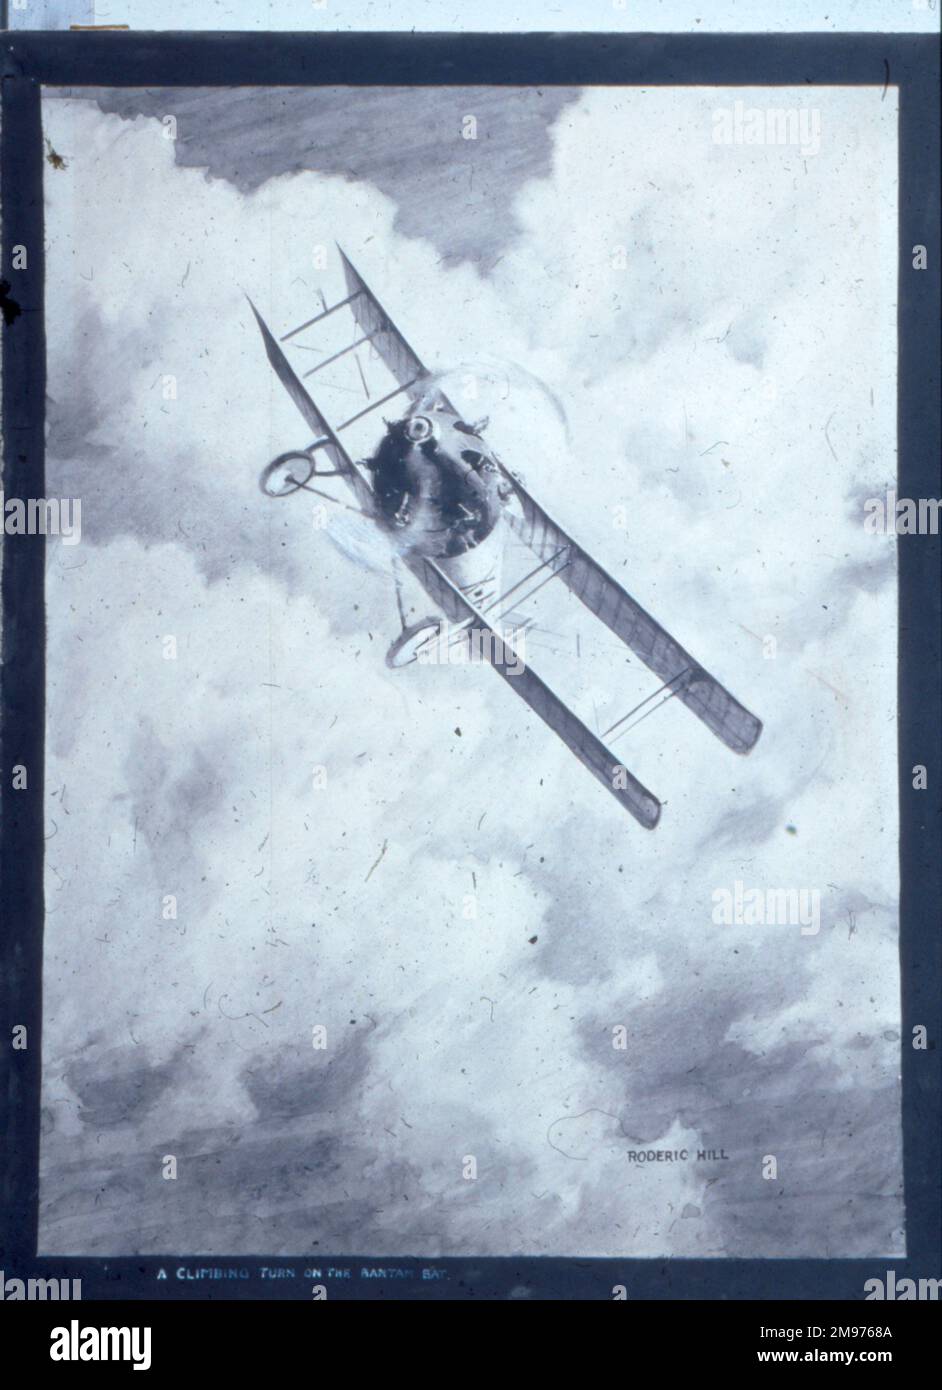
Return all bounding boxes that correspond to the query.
[260,447,345,497]
[385,617,443,668]
[259,451,316,497]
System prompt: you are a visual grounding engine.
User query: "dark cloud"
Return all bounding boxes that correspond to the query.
[68,85,581,269]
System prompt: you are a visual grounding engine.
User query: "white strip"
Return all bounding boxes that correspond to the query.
[13,0,940,36]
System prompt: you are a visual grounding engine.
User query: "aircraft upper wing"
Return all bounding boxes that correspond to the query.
[408,553,662,829]
[338,247,457,416]
[497,469,762,756]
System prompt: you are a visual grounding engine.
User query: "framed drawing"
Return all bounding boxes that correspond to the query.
[2,29,939,1308]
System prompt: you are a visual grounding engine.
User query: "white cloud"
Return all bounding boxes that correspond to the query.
[39,86,901,1257]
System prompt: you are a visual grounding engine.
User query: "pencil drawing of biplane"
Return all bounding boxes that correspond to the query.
[248,250,762,828]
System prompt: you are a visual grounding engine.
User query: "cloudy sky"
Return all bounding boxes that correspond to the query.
[38,83,902,1258]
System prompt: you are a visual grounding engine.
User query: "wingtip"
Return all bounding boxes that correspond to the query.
[736,714,764,755]
[243,291,264,324]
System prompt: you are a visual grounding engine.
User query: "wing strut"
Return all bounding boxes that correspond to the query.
[336,378,423,432]
[497,470,762,755]
[246,294,373,512]
[280,289,365,342]
[302,332,375,378]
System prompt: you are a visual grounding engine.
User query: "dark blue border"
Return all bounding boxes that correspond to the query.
[1,63,46,1274]
[1,31,939,1301]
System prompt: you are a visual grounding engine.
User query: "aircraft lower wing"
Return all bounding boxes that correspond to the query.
[409,553,662,829]
[496,470,762,756]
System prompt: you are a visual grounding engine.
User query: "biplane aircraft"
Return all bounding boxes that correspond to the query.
[248,250,761,829]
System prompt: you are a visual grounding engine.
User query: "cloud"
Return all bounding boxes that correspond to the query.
[39,86,901,1257]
